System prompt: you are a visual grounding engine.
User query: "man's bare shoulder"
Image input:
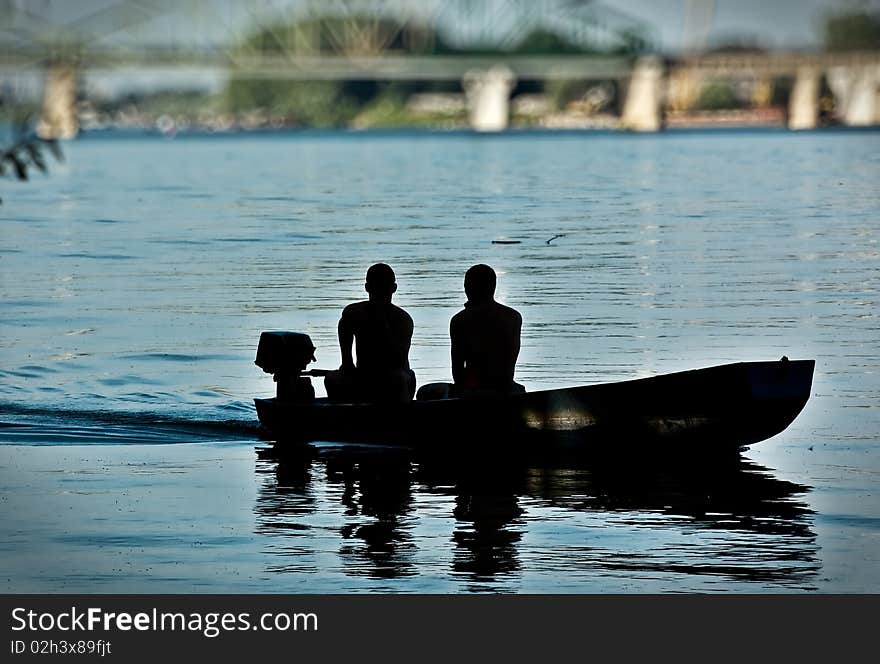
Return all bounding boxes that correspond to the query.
[450,307,471,329]
[494,301,522,322]
[341,301,369,320]
[390,303,414,327]
[390,302,412,317]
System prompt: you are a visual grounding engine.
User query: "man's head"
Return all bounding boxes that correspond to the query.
[464,264,496,302]
[365,263,397,300]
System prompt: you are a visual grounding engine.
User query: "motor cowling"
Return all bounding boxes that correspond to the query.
[255,331,317,402]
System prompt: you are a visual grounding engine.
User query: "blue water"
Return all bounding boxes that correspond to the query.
[1,128,878,591]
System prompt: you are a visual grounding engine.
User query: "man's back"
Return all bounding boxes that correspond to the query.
[450,299,521,393]
[326,263,416,403]
[341,300,413,373]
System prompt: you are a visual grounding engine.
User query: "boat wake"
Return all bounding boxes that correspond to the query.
[0,402,262,446]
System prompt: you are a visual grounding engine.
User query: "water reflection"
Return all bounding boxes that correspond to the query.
[329,453,417,579]
[448,468,525,581]
[254,445,819,590]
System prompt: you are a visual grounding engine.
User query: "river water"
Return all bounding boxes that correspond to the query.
[1,128,878,592]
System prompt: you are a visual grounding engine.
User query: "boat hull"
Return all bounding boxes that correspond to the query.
[254,360,814,452]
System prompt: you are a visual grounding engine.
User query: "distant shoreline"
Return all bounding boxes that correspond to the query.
[68,124,879,140]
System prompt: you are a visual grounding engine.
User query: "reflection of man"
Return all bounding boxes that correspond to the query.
[450,264,524,395]
[325,263,416,403]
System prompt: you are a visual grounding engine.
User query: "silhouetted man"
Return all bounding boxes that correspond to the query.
[450,264,524,396]
[325,263,416,403]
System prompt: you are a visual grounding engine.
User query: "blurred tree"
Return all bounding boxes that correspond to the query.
[544,80,592,110]
[240,16,443,56]
[771,77,793,107]
[225,15,645,126]
[824,10,880,51]
[707,37,767,54]
[228,16,449,126]
[693,82,741,110]
[611,28,651,55]
[1,132,63,183]
[514,29,592,55]
[352,86,466,128]
[225,80,361,126]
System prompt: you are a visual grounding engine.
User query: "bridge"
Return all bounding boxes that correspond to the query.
[2,0,879,135]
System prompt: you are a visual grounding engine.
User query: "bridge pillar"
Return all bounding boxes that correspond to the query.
[462,65,515,132]
[788,67,820,130]
[621,56,665,132]
[827,65,880,127]
[37,63,79,140]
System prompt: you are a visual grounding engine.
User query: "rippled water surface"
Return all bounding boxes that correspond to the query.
[1,129,878,592]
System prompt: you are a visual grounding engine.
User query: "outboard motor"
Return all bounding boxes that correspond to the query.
[255,331,317,402]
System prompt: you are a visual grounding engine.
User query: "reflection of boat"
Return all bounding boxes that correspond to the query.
[254,333,814,451]
[254,445,819,588]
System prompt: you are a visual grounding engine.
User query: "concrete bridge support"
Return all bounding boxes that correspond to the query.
[621,56,664,132]
[462,65,515,132]
[37,63,79,140]
[788,67,820,130]
[827,65,880,127]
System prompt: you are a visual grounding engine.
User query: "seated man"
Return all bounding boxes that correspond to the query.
[449,264,524,396]
[325,263,416,403]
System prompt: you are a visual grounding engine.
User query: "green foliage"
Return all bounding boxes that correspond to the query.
[514,29,591,55]
[543,80,591,110]
[694,82,741,111]
[133,91,223,116]
[0,101,39,123]
[770,77,792,108]
[611,28,651,55]
[222,15,650,126]
[352,92,406,127]
[1,118,63,182]
[352,89,465,128]
[824,11,880,51]
[239,17,646,57]
[240,17,442,55]
[225,79,360,126]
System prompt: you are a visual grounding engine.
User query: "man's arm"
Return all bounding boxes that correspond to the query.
[402,312,414,368]
[511,310,522,364]
[450,315,464,384]
[503,309,522,384]
[338,307,356,371]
